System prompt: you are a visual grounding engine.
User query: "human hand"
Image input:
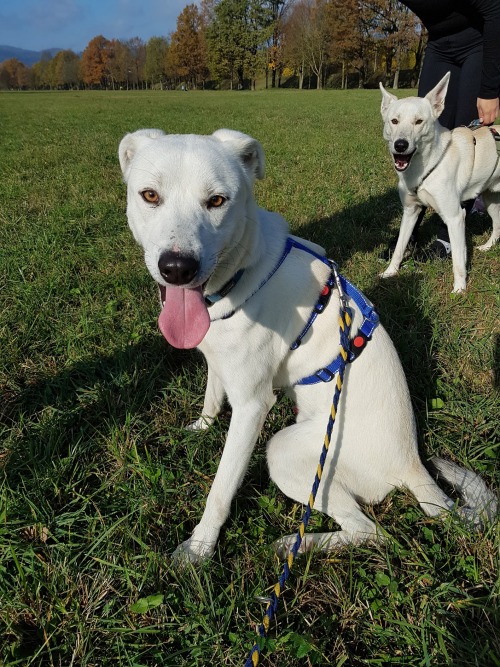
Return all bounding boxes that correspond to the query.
[477,97,499,125]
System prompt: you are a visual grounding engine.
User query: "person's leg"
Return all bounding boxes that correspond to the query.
[418,39,461,129]
[417,40,470,257]
[453,36,484,219]
[453,31,483,127]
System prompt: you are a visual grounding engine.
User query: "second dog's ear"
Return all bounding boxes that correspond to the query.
[212,128,265,181]
[118,129,165,181]
[379,82,397,116]
[425,72,450,119]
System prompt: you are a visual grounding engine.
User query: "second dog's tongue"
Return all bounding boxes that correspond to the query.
[158,286,210,349]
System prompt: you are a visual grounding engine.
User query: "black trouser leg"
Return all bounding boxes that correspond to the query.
[437,221,450,243]
[413,207,427,238]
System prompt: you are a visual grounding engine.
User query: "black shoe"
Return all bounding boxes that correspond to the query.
[378,233,418,263]
[415,238,451,261]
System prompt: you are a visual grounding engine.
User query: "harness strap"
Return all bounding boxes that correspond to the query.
[288,238,379,371]
[207,237,308,321]
[290,272,335,350]
[467,122,500,186]
[489,127,500,169]
[295,271,379,386]
[411,135,452,195]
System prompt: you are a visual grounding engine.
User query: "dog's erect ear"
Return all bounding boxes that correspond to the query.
[425,72,450,119]
[119,129,165,181]
[212,128,265,181]
[379,82,398,116]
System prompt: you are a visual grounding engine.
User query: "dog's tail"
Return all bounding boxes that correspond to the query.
[431,456,498,527]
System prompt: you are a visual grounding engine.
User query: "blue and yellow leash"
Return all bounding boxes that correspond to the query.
[244,264,353,667]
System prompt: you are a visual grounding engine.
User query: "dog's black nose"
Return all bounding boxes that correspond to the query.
[394,139,409,154]
[158,251,200,285]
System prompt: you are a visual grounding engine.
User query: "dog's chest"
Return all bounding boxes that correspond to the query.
[199,261,337,389]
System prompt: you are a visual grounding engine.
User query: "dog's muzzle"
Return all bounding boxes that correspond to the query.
[392,139,415,172]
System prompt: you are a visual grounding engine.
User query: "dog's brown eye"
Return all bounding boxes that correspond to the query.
[141,190,159,204]
[391,118,399,125]
[208,195,226,208]
[415,119,423,125]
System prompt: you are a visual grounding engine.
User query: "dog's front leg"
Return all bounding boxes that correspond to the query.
[187,367,225,431]
[380,202,421,278]
[174,392,276,563]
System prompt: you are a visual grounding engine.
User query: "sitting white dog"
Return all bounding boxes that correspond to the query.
[119,128,496,562]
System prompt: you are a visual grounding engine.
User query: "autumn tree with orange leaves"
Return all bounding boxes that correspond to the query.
[81,35,112,88]
[0,58,31,89]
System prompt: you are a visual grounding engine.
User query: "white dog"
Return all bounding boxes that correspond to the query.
[119,128,496,563]
[379,72,500,292]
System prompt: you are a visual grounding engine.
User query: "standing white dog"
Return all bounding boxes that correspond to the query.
[119,128,496,562]
[380,72,500,292]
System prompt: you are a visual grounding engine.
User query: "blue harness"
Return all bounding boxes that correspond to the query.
[287,239,379,385]
[205,236,379,385]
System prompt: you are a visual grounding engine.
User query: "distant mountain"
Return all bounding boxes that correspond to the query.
[0,45,62,66]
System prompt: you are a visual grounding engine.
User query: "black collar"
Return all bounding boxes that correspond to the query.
[204,269,245,306]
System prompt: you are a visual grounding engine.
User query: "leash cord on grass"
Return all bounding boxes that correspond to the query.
[244,302,353,667]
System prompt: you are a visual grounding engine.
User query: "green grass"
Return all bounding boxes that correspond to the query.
[0,89,498,666]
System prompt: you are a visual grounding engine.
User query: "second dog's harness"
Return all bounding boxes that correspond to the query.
[469,121,500,174]
[206,236,379,385]
[411,123,500,196]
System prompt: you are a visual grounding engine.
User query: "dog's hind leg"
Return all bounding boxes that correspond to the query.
[477,191,500,251]
[187,366,225,431]
[267,422,381,556]
[274,508,380,557]
[441,205,467,292]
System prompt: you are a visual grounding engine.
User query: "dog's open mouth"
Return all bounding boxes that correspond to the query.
[158,283,210,349]
[393,151,415,172]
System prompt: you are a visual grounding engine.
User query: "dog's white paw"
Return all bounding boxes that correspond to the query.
[186,416,213,431]
[273,534,323,558]
[380,268,398,279]
[172,536,215,564]
[273,534,299,559]
[452,283,466,294]
[476,241,493,252]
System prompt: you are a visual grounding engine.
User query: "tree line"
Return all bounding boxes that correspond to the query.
[0,0,425,92]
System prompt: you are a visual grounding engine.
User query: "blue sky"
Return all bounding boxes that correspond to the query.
[0,0,197,53]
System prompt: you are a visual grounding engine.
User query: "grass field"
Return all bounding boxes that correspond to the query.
[0,89,498,666]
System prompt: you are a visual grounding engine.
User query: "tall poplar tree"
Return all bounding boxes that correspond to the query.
[145,36,169,89]
[169,4,208,89]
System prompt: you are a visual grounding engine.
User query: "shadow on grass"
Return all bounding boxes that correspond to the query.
[1,333,196,486]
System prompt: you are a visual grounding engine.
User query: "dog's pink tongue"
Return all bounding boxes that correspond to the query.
[158,286,210,349]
